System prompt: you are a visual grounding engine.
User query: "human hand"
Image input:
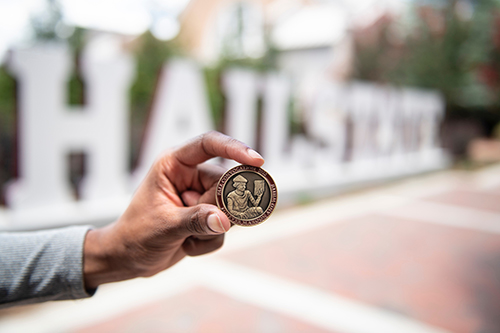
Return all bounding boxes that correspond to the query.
[83,131,264,289]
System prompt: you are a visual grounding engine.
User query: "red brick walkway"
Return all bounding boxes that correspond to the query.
[1,165,500,333]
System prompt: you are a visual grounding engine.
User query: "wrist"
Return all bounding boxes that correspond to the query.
[83,228,109,290]
[83,225,138,289]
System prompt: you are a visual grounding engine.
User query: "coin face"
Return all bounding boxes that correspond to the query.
[216,165,277,227]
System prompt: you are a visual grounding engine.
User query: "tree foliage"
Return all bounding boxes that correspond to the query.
[354,0,500,111]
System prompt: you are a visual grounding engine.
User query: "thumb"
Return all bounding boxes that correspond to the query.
[174,204,230,237]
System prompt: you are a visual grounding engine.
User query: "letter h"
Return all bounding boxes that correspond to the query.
[6,42,134,210]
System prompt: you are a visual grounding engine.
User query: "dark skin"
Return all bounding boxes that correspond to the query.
[83,131,265,289]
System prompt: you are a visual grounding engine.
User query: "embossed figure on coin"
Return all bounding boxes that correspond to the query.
[226,175,264,219]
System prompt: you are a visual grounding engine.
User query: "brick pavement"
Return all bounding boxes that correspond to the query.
[424,190,500,213]
[1,164,499,333]
[223,214,500,333]
[76,288,332,333]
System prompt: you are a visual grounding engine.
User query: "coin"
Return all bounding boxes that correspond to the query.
[216,165,278,227]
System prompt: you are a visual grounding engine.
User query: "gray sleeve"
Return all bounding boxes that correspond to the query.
[0,226,95,309]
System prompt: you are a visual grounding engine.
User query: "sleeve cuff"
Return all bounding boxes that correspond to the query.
[63,225,97,299]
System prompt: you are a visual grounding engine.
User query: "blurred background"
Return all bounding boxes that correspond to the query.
[1,0,500,332]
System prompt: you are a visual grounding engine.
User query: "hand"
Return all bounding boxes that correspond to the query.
[255,186,264,197]
[83,131,264,289]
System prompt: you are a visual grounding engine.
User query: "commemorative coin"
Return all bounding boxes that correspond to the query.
[216,165,277,227]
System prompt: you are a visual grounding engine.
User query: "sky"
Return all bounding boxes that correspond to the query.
[0,0,190,63]
[0,0,412,64]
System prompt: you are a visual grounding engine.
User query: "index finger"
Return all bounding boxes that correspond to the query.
[173,131,265,167]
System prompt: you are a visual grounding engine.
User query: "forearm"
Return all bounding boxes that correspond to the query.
[0,226,94,308]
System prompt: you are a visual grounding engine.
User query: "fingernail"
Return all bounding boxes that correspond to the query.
[248,149,264,160]
[207,214,225,233]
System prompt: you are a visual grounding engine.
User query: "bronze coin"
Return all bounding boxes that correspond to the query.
[216,165,278,227]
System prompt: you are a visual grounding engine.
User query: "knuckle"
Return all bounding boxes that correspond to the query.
[200,131,217,146]
[225,138,243,155]
[204,130,219,138]
[196,133,206,144]
[153,148,174,169]
[186,208,207,234]
[227,137,241,146]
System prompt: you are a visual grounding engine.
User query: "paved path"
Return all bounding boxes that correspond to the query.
[1,164,500,333]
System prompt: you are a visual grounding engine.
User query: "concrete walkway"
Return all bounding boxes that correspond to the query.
[1,164,500,333]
